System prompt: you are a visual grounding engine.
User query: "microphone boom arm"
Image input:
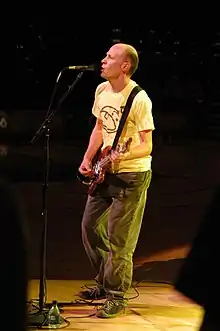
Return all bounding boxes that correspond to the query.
[30,71,84,144]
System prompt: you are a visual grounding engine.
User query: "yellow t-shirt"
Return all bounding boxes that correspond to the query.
[92,79,155,173]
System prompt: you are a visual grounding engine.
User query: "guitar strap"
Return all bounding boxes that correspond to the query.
[111,85,143,150]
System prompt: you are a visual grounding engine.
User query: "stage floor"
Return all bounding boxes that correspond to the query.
[28,279,203,330]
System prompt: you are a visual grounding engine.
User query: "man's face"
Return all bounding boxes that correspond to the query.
[100,44,129,80]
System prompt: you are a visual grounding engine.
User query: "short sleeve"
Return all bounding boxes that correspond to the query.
[132,91,155,132]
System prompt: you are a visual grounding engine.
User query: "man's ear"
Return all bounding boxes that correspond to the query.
[122,61,131,73]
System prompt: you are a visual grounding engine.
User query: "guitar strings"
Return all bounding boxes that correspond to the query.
[96,140,130,169]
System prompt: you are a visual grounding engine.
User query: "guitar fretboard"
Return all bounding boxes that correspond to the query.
[96,138,131,169]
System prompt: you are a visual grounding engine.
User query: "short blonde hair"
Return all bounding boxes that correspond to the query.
[124,44,139,76]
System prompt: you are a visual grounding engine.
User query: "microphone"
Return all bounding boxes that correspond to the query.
[68,64,96,71]
[56,63,100,82]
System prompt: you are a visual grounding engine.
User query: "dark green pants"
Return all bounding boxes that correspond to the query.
[81,170,152,297]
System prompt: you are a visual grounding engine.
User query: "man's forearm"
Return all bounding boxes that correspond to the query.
[125,130,153,161]
[125,142,152,160]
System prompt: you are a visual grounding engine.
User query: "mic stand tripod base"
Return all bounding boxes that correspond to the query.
[27,306,65,328]
[27,307,49,328]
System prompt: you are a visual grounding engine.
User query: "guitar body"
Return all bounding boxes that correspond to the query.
[88,145,112,195]
[77,137,132,196]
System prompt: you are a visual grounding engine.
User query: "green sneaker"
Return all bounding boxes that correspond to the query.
[96,297,127,318]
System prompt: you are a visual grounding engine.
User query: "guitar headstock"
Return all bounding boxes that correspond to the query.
[117,137,132,153]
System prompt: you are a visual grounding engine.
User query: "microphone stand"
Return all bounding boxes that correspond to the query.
[28,71,84,327]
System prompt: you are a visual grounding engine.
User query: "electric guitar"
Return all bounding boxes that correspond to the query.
[77,137,132,195]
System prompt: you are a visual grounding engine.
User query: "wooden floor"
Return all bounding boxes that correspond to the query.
[27,280,203,330]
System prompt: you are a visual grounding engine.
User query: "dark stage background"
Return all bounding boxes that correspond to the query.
[4,22,220,283]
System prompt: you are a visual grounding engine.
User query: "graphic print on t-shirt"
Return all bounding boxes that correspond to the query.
[100,105,124,134]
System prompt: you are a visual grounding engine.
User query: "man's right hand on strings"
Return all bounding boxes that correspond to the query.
[79,158,93,176]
